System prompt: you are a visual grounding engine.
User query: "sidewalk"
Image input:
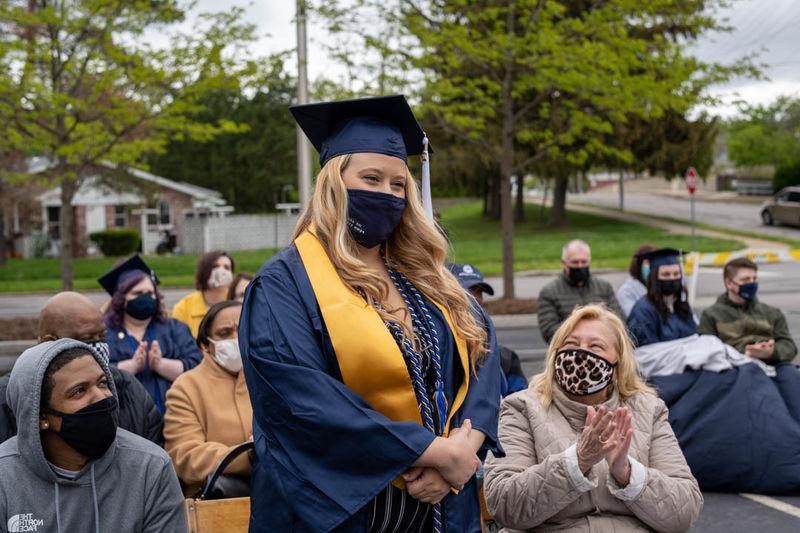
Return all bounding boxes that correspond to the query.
[0,288,192,319]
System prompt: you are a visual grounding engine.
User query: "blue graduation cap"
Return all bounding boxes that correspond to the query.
[639,248,684,269]
[290,95,435,218]
[97,254,159,296]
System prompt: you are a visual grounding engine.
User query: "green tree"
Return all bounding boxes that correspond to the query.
[147,55,299,213]
[727,96,800,187]
[412,0,740,297]
[0,1,257,289]
[606,110,719,189]
[314,0,751,298]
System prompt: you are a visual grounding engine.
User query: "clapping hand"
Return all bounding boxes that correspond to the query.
[148,340,163,371]
[119,340,146,375]
[132,341,147,373]
[577,406,619,473]
[604,407,634,486]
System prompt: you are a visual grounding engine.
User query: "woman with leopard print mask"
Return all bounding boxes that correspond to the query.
[483,304,702,532]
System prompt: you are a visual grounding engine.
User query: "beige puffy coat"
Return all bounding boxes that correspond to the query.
[484,386,702,532]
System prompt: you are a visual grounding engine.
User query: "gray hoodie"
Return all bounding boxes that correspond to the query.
[0,339,187,533]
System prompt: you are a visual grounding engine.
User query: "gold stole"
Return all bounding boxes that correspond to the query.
[295,230,470,488]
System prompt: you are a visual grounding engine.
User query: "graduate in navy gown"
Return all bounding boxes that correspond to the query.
[627,249,697,348]
[239,95,503,532]
[100,255,202,413]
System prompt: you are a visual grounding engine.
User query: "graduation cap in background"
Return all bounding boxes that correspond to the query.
[638,248,685,269]
[97,254,160,296]
[290,95,435,219]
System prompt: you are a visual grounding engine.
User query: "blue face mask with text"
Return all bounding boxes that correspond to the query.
[737,281,758,301]
[346,189,407,248]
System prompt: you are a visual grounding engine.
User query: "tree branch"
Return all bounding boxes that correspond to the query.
[431,113,501,162]
[512,141,557,174]
[514,91,548,122]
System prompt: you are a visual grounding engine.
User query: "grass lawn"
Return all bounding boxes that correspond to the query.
[0,201,747,292]
[0,248,277,293]
[443,202,745,275]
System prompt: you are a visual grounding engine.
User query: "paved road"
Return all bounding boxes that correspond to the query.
[572,191,800,240]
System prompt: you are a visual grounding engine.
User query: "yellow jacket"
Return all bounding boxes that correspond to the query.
[164,352,253,496]
[171,290,208,338]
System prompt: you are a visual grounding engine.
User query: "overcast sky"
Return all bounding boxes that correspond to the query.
[195,0,800,118]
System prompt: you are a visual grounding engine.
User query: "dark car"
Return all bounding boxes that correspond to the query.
[761,187,800,227]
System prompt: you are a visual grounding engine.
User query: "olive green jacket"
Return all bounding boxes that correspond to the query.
[698,294,797,365]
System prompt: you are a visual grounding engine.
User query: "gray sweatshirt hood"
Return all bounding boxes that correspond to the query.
[5,338,117,484]
[1,340,188,533]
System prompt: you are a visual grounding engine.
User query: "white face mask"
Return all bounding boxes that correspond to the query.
[211,338,242,373]
[208,266,233,289]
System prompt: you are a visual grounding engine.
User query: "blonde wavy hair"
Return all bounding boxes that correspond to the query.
[532,304,656,408]
[293,154,488,368]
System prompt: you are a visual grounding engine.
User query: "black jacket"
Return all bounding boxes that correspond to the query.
[0,373,14,443]
[0,367,163,446]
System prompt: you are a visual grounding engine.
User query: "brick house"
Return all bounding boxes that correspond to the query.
[28,163,231,258]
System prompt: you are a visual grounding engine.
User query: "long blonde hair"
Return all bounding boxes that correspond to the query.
[532,304,656,408]
[293,154,488,367]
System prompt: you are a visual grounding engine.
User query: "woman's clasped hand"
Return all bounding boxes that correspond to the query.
[403,419,482,504]
[577,405,634,486]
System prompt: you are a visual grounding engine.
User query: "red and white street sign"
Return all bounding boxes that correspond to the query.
[686,167,698,195]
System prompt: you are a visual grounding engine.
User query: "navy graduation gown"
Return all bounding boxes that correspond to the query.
[239,244,503,532]
[626,297,697,348]
[107,318,202,413]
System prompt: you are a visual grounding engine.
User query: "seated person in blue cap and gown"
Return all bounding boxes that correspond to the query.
[100,255,202,414]
[239,95,503,533]
[626,249,697,348]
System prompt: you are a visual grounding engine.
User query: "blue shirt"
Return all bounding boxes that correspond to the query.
[107,318,202,413]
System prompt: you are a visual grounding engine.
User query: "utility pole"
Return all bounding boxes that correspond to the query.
[296,0,312,208]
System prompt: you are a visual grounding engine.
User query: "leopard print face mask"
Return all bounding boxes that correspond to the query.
[554,348,617,396]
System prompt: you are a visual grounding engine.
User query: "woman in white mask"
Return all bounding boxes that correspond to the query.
[164,300,253,496]
[172,251,235,338]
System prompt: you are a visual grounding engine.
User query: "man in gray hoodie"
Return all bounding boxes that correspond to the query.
[0,338,187,533]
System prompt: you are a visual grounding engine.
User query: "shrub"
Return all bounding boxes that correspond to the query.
[773,161,800,193]
[89,228,140,257]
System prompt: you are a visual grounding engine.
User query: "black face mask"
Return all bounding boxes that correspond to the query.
[567,267,590,285]
[44,396,119,460]
[125,293,158,320]
[659,278,683,296]
[347,189,407,248]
